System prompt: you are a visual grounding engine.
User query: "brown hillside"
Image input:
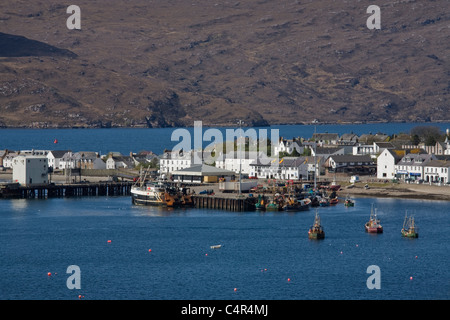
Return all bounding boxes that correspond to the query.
[0,0,448,128]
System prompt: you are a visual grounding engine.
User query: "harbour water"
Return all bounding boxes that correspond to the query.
[1,122,450,155]
[0,195,448,300]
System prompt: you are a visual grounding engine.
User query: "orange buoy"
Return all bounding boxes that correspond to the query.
[107,240,111,243]
[148,249,152,252]
[287,278,291,282]
[47,272,51,276]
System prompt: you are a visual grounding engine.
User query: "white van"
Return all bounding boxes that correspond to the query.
[350,175,360,183]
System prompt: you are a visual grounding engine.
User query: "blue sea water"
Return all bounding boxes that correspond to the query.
[0,195,448,300]
[1,122,449,155]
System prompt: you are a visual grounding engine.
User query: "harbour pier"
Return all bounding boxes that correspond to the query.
[0,181,133,199]
[192,195,256,212]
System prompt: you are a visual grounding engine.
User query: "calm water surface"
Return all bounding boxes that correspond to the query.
[1,122,450,155]
[0,195,448,300]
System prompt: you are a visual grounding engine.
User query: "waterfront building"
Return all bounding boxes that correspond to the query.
[106,154,135,170]
[395,153,436,181]
[325,154,375,175]
[249,156,308,180]
[423,160,450,184]
[171,164,235,184]
[12,155,48,186]
[376,149,404,179]
[215,151,267,176]
[47,150,71,169]
[159,150,210,174]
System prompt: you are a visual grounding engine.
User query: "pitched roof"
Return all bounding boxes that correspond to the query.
[172,164,235,176]
[49,150,71,158]
[329,154,374,163]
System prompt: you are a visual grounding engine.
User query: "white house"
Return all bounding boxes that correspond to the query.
[325,154,375,174]
[106,155,135,169]
[377,149,404,179]
[12,155,49,186]
[60,152,81,169]
[395,153,436,181]
[250,156,308,180]
[273,138,303,155]
[423,160,450,184]
[215,151,267,176]
[159,150,210,174]
[47,150,71,169]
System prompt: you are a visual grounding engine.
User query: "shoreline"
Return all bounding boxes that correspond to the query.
[340,182,450,202]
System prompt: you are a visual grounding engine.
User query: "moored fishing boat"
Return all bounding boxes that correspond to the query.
[329,197,339,205]
[319,197,329,207]
[365,204,383,233]
[344,195,355,207]
[401,212,419,238]
[308,210,325,239]
[255,194,266,211]
[283,197,311,211]
[131,181,168,206]
[131,173,192,207]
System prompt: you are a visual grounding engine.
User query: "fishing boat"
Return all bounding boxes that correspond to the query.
[283,197,311,211]
[365,205,383,233]
[255,194,266,211]
[131,173,192,207]
[266,201,281,211]
[329,197,339,205]
[308,210,325,239]
[319,197,330,207]
[401,213,419,238]
[131,180,168,206]
[210,244,222,249]
[344,195,355,207]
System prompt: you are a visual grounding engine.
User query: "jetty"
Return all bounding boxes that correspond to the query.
[0,181,133,199]
[192,194,255,212]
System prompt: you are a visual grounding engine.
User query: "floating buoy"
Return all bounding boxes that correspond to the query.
[53,139,58,144]
[234,288,237,292]
[410,276,413,280]
[415,256,418,259]
[107,240,111,243]
[148,249,152,252]
[47,272,51,276]
[205,253,208,256]
[340,251,343,254]
[287,278,291,282]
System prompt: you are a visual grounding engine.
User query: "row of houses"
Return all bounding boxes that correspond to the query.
[377,149,450,183]
[1,149,159,171]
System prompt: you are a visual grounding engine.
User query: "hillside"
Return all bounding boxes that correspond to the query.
[0,0,449,128]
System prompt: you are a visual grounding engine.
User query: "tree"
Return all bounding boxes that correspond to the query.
[410,126,444,146]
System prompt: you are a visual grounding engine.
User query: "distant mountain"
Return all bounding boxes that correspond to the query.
[0,0,448,128]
